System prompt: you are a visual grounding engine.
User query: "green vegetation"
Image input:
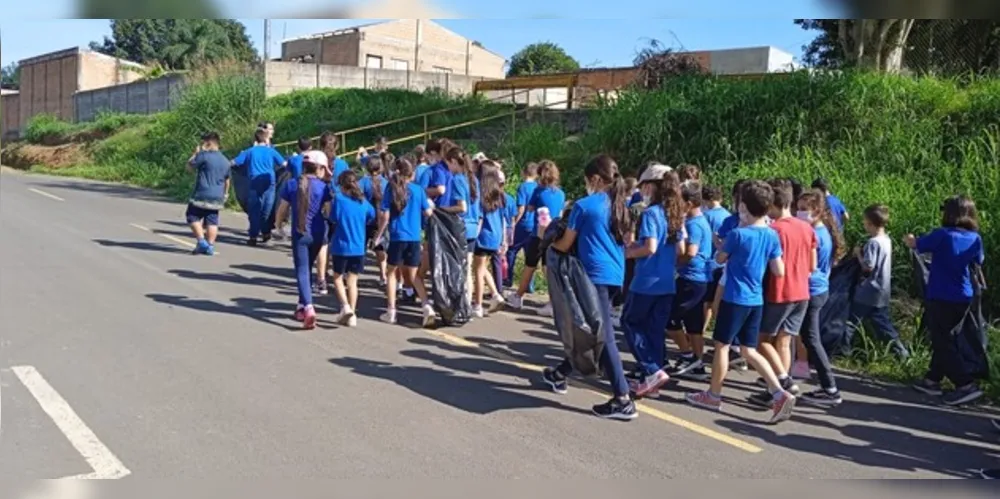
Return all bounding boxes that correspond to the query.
[23,112,152,145]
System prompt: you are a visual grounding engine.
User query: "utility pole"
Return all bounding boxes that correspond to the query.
[263,19,272,61]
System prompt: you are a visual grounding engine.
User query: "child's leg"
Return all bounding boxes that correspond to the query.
[594,286,631,400]
[709,342,731,395]
[868,306,908,357]
[484,254,502,298]
[376,248,387,283]
[707,301,742,395]
[386,265,399,311]
[292,239,312,307]
[758,304,791,376]
[473,254,487,306]
[738,305,784,392]
[801,292,837,391]
[316,244,329,285]
[347,272,360,311]
[332,272,350,311]
[204,212,220,246]
[189,218,205,241]
[407,266,428,303]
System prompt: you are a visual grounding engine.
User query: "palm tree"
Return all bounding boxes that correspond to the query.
[161,20,230,70]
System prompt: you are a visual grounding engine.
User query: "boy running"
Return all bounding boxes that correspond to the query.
[185,132,230,256]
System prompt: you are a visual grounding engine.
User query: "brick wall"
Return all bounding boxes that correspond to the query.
[358,20,505,79]
[1,93,21,141]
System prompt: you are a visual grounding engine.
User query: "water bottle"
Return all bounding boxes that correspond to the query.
[536,207,552,237]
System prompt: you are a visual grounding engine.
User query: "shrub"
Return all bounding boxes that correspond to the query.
[23,114,78,145]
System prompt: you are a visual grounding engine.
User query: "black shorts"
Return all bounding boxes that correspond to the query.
[331,255,364,275]
[387,241,421,268]
[185,204,220,226]
[668,278,709,333]
[474,246,497,257]
[523,237,543,268]
[704,267,724,304]
[365,225,386,251]
[466,238,477,253]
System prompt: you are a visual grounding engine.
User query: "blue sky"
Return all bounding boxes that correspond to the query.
[1,1,840,69]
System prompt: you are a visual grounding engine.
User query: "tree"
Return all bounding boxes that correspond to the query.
[507,42,580,77]
[1,62,19,90]
[79,0,219,18]
[89,19,257,70]
[632,39,708,90]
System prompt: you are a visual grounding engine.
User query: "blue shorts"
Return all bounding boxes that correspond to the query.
[185,204,220,226]
[668,278,709,333]
[331,255,364,275]
[466,238,477,253]
[387,241,421,268]
[704,267,724,304]
[712,301,763,348]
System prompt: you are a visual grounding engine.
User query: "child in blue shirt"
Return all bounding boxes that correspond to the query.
[668,182,715,381]
[811,178,849,231]
[441,147,481,304]
[544,154,637,421]
[328,171,376,327]
[621,166,686,398]
[508,161,566,315]
[185,132,231,256]
[233,129,287,245]
[472,169,508,317]
[274,152,333,330]
[376,158,435,326]
[506,162,539,290]
[360,156,389,286]
[905,195,986,406]
[687,180,797,424]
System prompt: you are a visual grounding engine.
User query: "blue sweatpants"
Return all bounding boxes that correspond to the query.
[622,291,674,376]
[293,233,325,307]
[504,226,534,291]
[247,175,276,239]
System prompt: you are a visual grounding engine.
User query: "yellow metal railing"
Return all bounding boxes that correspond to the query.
[271,88,533,155]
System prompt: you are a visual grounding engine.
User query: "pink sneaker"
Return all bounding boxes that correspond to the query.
[634,370,670,398]
[302,305,317,330]
[686,390,722,412]
[769,391,797,424]
[294,306,306,322]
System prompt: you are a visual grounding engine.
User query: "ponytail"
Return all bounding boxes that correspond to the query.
[585,154,632,244]
[339,170,364,201]
[445,147,477,202]
[367,157,385,207]
[391,158,414,215]
[297,160,321,235]
[658,171,685,242]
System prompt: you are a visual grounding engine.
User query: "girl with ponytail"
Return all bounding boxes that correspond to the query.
[361,156,389,286]
[545,154,637,421]
[326,170,376,327]
[274,151,333,329]
[442,147,482,302]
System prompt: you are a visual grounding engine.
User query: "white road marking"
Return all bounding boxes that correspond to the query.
[129,223,220,254]
[11,366,131,479]
[28,188,65,202]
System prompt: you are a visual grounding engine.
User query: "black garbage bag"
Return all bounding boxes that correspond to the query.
[232,163,251,213]
[265,166,291,234]
[913,250,990,380]
[542,220,606,377]
[819,257,863,358]
[426,208,471,326]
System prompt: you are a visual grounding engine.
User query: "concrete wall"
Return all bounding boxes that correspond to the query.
[481,88,570,109]
[1,93,21,141]
[77,51,145,91]
[17,50,79,128]
[282,31,361,66]
[75,74,185,122]
[264,61,487,97]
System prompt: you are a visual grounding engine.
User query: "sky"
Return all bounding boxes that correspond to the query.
[0,1,841,69]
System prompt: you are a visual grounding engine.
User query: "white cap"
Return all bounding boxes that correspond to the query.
[303,150,329,168]
[639,163,672,183]
[472,152,488,163]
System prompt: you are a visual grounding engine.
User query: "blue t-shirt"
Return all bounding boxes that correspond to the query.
[503,193,517,226]
[287,153,305,179]
[329,192,376,257]
[630,204,678,295]
[234,145,285,179]
[722,226,782,306]
[678,214,713,283]
[528,185,567,233]
[422,162,452,202]
[515,180,538,232]
[447,174,481,241]
[826,194,847,230]
[280,177,332,238]
[415,163,430,184]
[331,157,350,184]
[567,192,625,287]
[382,182,430,242]
[717,214,740,239]
[917,227,985,303]
[189,150,231,205]
[628,191,643,207]
[359,174,387,207]
[810,224,834,296]
[478,204,505,251]
[703,206,732,271]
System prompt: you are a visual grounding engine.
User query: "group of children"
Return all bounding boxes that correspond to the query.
[183,127,988,423]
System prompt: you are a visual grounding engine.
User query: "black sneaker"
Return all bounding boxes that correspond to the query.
[679,365,710,381]
[758,376,801,395]
[542,367,568,395]
[592,398,638,421]
[943,384,984,406]
[800,389,843,408]
[261,232,273,244]
[246,237,258,247]
[912,378,943,396]
[672,356,701,376]
[748,392,775,408]
[729,350,748,371]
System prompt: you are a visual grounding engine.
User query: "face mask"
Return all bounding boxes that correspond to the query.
[796,210,813,222]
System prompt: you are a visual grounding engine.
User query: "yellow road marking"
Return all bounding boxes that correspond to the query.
[28,188,65,202]
[424,327,763,454]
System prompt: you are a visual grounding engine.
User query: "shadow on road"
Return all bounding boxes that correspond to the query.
[93,238,191,255]
[33,180,175,203]
[146,293,339,331]
[328,354,592,417]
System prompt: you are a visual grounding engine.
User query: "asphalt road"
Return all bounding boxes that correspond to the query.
[1,169,998,479]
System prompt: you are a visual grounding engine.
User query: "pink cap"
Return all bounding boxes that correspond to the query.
[303,150,329,168]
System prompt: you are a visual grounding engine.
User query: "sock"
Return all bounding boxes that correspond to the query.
[825,387,838,394]
[777,373,789,381]
[683,352,696,360]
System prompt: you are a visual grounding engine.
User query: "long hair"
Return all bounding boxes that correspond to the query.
[799,189,846,261]
[537,160,560,188]
[480,169,505,212]
[941,194,980,232]
[296,159,320,235]
[445,147,478,202]
[653,171,685,242]
[584,154,632,244]
[319,131,338,159]
[366,156,385,207]
[390,158,414,215]
[339,170,364,201]
[677,164,701,183]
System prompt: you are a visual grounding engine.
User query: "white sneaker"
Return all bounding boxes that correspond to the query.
[337,306,356,326]
[473,305,485,318]
[488,295,506,314]
[381,309,397,324]
[506,293,523,310]
[347,315,358,327]
[422,304,436,327]
[538,302,553,317]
